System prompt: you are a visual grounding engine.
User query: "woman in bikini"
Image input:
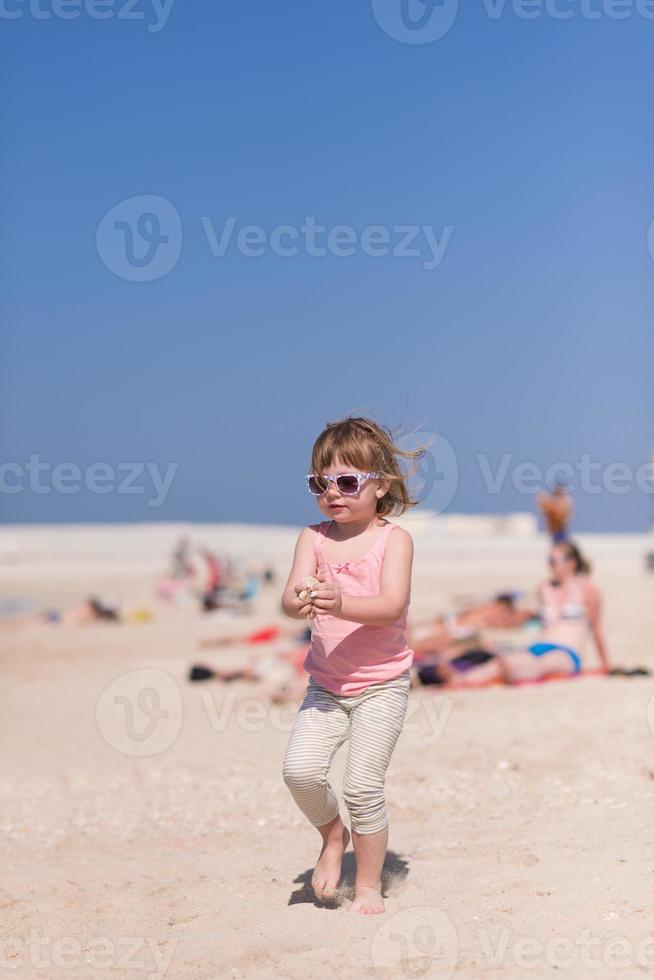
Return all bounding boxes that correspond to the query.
[448,540,611,686]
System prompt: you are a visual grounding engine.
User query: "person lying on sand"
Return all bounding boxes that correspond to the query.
[409,593,536,655]
[442,541,611,686]
[412,648,498,687]
[0,595,122,631]
[188,643,310,704]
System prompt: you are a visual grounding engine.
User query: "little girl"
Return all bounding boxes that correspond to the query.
[281,415,425,915]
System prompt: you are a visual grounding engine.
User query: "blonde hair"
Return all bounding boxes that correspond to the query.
[309,414,432,518]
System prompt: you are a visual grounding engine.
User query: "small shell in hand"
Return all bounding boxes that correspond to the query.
[301,575,321,619]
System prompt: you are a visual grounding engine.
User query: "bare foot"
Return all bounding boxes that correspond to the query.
[349,885,385,915]
[312,821,350,901]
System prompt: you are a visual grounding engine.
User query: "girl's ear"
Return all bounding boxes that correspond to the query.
[376,478,391,499]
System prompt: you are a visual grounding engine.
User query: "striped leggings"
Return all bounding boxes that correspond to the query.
[282,668,411,835]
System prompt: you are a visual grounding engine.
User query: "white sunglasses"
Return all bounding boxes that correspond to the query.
[305,472,379,496]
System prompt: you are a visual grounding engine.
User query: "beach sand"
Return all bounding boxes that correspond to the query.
[2,524,654,979]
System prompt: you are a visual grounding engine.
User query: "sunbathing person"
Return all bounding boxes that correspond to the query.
[413,648,499,688]
[409,593,535,656]
[188,642,309,704]
[0,595,122,630]
[448,541,611,686]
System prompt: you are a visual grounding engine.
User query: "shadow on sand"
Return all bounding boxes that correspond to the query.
[288,850,410,908]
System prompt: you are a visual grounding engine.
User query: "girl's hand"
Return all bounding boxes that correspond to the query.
[309,575,343,618]
[289,590,314,618]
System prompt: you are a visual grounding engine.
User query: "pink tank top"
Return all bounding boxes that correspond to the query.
[302,520,414,696]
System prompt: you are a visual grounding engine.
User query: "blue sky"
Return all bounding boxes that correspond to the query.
[2,0,653,531]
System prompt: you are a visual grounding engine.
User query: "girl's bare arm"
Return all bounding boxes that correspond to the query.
[280,527,318,620]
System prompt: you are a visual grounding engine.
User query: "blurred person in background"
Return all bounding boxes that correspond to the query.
[449,540,611,685]
[537,480,573,542]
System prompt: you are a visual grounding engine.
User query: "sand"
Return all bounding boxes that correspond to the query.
[2,523,654,979]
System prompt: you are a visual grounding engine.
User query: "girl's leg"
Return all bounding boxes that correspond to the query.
[349,824,389,915]
[342,671,411,914]
[282,679,351,900]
